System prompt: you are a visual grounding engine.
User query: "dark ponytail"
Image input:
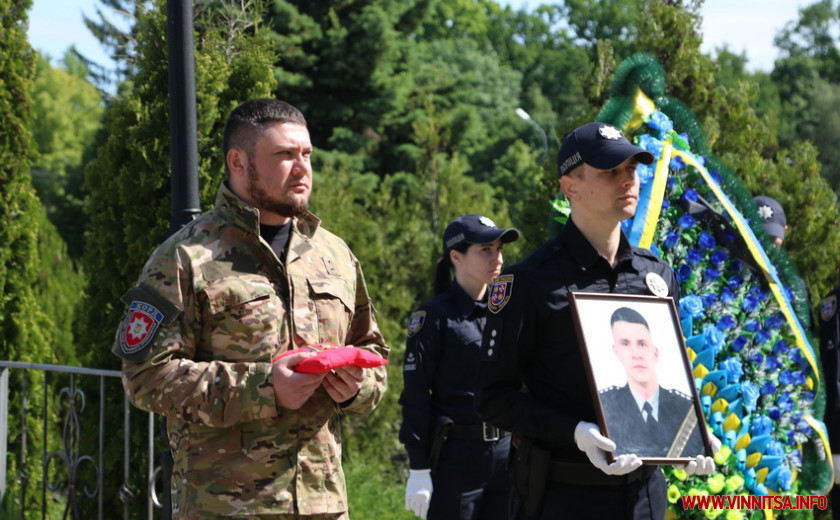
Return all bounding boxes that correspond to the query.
[434,243,469,295]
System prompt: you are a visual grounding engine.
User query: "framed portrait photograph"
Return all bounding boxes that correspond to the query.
[568,292,712,464]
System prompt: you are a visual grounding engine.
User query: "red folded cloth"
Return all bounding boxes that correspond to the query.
[272,343,388,373]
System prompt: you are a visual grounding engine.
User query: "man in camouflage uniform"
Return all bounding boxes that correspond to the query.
[113,98,389,519]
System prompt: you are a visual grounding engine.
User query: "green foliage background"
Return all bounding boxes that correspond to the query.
[4,0,840,518]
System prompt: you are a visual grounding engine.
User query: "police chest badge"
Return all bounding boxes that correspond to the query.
[645,272,669,297]
[119,301,164,356]
[821,295,837,322]
[407,311,426,337]
[488,275,514,314]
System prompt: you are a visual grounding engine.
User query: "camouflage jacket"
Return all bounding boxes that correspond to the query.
[114,182,388,517]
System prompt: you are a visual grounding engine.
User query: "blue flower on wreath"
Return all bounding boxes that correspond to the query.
[772,340,788,356]
[687,248,704,266]
[797,420,813,436]
[710,249,728,266]
[768,407,782,420]
[702,324,725,352]
[760,381,776,395]
[765,440,785,457]
[664,231,680,248]
[803,390,815,402]
[678,214,696,229]
[710,169,723,184]
[777,392,794,412]
[637,163,654,185]
[701,293,716,306]
[779,370,794,386]
[721,286,735,304]
[750,352,764,365]
[720,357,743,383]
[751,415,773,436]
[742,382,759,413]
[716,315,736,330]
[679,295,704,318]
[765,355,782,371]
[744,320,760,333]
[777,467,793,492]
[764,313,784,331]
[728,274,745,290]
[793,371,806,385]
[698,231,716,250]
[742,291,763,313]
[755,329,771,345]
[670,155,686,171]
[704,267,721,282]
[683,188,699,202]
[636,133,664,157]
[732,335,748,352]
[676,264,693,284]
[647,111,674,134]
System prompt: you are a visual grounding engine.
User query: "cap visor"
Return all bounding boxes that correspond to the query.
[469,228,521,245]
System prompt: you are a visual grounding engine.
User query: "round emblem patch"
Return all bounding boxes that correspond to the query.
[645,272,669,297]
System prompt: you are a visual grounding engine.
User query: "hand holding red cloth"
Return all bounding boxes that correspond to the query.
[272,343,388,373]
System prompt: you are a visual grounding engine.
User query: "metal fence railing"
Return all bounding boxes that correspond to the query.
[0,361,164,519]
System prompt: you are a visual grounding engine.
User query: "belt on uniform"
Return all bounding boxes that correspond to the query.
[447,422,511,442]
[548,460,658,486]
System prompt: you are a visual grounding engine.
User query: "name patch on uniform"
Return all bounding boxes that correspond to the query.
[404,352,417,371]
[821,295,837,322]
[488,275,514,314]
[407,311,426,337]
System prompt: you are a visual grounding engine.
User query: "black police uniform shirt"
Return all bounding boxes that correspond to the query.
[599,384,704,457]
[475,218,680,463]
[399,281,491,469]
[819,284,840,442]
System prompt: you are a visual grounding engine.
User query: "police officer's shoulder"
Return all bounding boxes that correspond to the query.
[663,387,693,401]
[599,385,622,395]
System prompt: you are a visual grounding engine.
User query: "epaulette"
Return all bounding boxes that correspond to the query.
[665,387,692,400]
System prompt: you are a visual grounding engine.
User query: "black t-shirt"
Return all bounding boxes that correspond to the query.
[259,221,293,261]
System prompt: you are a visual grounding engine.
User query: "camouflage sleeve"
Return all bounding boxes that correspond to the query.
[118,249,278,428]
[339,254,389,415]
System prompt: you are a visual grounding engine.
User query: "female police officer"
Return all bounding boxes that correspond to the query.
[400,214,520,520]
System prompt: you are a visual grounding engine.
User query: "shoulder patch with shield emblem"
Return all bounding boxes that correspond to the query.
[407,311,426,337]
[488,274,514,314]
[113,284,182,363]
[821,295,837,322]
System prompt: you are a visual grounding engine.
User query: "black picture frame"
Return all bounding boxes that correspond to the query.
[568,291,712,464]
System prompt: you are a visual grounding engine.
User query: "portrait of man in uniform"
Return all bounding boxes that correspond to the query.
[569,294,709,462]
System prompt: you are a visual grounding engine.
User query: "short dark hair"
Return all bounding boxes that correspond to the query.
[222,98,307,172]
[610,307,649,329]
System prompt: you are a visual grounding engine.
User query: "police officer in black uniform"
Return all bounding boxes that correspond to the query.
[600,307,704,458]
[400,214,520,520]
[819,263,840,518]
[475,123,715,520]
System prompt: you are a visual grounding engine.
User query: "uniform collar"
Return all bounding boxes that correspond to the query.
[215,181,322,240]
[446,281,487,317]
[558,219,636,271]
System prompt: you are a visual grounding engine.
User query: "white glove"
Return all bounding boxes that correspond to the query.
[574,421,643,476]
[405,468,433,519]
[709,432,722,454]
[833,454,840,486]
[676,455,716,476]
